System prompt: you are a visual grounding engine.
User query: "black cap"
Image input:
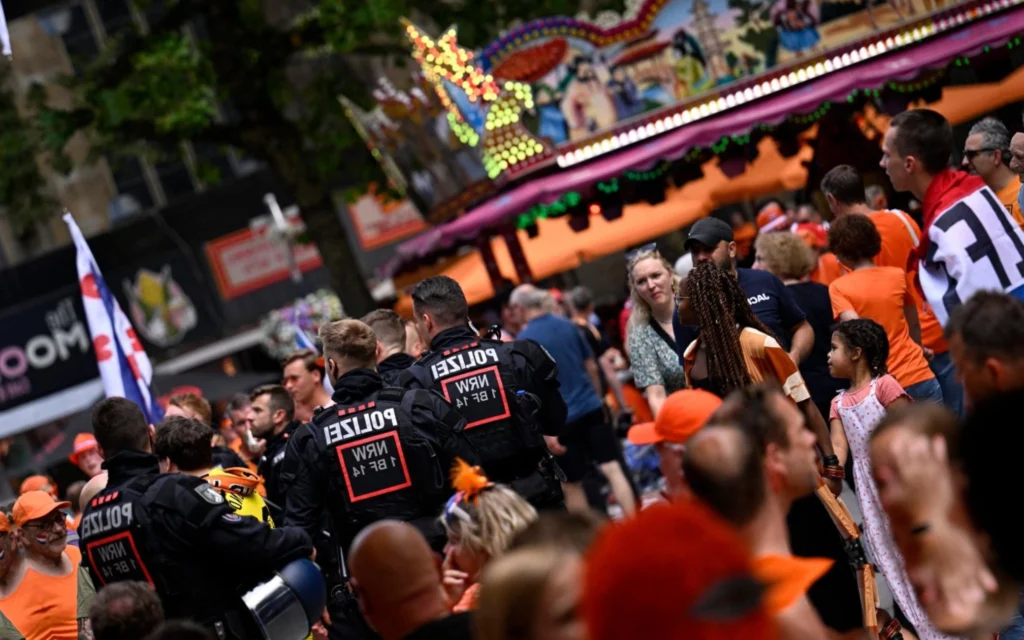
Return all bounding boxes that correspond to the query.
[684,217,734,250]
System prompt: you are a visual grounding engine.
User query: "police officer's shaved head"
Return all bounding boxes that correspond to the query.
[411,276,469,338]
[349,520,451,640]
[361,309,407,353]
[319,319,379,382]
[92,397,152,456]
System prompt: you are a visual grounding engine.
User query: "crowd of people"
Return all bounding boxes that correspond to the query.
[0,107,1023,640]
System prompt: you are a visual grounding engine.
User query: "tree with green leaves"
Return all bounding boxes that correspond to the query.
[0,0,622,317]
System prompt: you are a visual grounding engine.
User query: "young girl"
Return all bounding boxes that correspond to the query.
[828,319,956,639]
[440,460,538,614]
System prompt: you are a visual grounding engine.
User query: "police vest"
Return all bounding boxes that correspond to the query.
[309,387,447,542]
[79,475,223,611]
[417,339,545,465]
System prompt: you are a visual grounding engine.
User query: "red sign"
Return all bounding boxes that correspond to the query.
[347,188,427,250]
[205,227,323,300]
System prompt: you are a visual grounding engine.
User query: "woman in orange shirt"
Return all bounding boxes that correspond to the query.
[827,215,942,405]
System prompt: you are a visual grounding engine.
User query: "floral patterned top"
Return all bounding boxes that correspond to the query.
[626,320,687,393]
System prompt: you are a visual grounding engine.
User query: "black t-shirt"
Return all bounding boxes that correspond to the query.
[736,268,807,351]
[576,321,611,395]
[787,281,846,408]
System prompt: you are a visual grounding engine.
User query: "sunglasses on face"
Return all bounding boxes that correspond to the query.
[963,148,996,161]
[24,514,66,531]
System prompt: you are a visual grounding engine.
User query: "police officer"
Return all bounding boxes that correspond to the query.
[361,309,418,385]
[285,318,478,552]
[79,397,313,639]
[401,275,568,509]
[250,384,300,523]
[284,319,478,638]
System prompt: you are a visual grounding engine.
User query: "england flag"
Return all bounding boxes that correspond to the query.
[65,213,164,424]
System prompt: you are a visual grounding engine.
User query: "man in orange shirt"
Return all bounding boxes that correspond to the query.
[0,492,96,639]
[822,164,964,416]
[962,118,1024,227]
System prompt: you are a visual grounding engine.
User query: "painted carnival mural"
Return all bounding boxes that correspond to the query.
[343,0,960,216]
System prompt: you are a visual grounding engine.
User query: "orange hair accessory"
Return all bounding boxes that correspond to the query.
[450,458,492,501]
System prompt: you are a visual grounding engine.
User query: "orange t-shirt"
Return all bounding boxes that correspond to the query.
[684,328,811,403]
[811,253,844,286]
[829,267,935,388]
[0,546,93,640]
[996,175,1024,229]
[865,211,946,353]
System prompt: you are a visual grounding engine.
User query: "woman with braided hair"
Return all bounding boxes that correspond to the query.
[678,261,838,470]
[826,319,954,640]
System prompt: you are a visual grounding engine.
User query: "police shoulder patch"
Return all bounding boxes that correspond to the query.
[195,483,225,505]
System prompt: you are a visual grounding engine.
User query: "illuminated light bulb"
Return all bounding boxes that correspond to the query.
[645,123,656,137]
[726,94,737,107]
[574,149,585,163]
[770,78,781,92]
[618,133,629,146]
[699,103,710,117]
[628,129,639,143]
[655,120,665,133]
[814,62,825,75]
[682,110,693,124]
[744,87,754,101]
[868,43,877,56]
[850,50,861,62]
[752,85,763,98]
[689,107,700,120]
[557,156,566,167]
[500,160,508,169]
[672,113,683,127]
[859,46,868,58]
[876,41,886,53]
[601,139,612,151]
[785,72,796,85]
[637,126,649,140]
[797,68,807,82]
[912,27,922,39]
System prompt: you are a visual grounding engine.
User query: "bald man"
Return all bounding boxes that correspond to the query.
[349,520,472,640]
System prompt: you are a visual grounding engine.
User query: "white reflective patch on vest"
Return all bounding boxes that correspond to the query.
[195,484,225,505]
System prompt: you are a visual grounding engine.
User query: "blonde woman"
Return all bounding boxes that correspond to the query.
[440,461,538,614]
[476,546,587,640]
[625,246,685,416]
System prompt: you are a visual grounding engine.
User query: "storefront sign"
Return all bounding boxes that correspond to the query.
[347,188,427,250]
[0,295,97,411]
[205,225,323,300]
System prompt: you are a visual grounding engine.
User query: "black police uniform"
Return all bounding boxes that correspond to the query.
[284,368,477,554]
[79,450,312,638]
[400,326,568,509]
[284,368,477,640]
[259,420,300,524]
[378,352,417,386]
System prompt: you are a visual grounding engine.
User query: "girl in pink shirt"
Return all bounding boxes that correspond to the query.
[828,319,956,639]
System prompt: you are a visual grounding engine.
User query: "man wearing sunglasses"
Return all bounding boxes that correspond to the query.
[962,118,1024,228]
[0,492,96,639]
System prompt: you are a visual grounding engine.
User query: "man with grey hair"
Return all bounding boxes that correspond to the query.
[514,284,638,517]
[963,117,1023,226]
[864,184,888,210]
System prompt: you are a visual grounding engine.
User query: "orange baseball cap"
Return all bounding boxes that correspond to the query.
[19,475,56,498]
[0,512,11,533]
[69,433,99,465]
[13,491,71,528]
[627,389,722,446]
